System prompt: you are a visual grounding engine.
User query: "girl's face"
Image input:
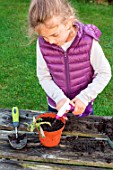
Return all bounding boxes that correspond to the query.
[35,16,75,46]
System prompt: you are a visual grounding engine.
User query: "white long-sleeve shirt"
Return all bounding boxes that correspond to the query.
[36,39,111,108]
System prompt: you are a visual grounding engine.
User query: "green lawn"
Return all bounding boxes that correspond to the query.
[0,0,113,115]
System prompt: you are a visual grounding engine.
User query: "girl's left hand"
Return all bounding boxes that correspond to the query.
[70,97,86,115]
[56,98,68,111]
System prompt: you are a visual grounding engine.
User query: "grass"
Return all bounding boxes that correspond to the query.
[0,0,113,115]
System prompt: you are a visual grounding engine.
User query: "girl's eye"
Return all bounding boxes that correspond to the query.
[53,34,59,37]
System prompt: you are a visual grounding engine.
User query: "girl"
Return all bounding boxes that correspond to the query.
[28,0,111,116]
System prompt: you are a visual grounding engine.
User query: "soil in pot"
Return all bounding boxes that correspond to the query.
[36,113,66,147]
[37,117,64,132]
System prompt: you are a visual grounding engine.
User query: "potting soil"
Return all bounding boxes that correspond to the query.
[36,117,64,132]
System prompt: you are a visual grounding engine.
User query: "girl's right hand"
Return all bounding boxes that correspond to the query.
[70,97,86,115]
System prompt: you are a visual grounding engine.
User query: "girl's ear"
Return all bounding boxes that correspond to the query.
[65,16,75,30]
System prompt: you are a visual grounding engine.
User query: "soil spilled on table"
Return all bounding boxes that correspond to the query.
[36,117,64,132]
[60,135,112,164]
[65,115,113,141]
[95,118,113,141]
[64,136,106,153]
[58,115,113,164]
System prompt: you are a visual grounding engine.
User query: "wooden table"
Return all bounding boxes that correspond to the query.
[0,108,113,170]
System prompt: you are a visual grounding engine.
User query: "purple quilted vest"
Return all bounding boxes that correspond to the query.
[39,22,101,116]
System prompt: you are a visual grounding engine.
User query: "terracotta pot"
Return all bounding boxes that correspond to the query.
[36,112,66,147]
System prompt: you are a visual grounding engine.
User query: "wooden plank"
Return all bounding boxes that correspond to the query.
[0,109,41,131]
[0,159,110,170]
[0,130,113,168]
[0,108,113,134]
[0,151,113,169]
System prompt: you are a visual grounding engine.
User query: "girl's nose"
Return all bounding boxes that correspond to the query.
[44,37,57,45]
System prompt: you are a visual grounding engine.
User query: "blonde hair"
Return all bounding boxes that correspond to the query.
[28,0,78,37]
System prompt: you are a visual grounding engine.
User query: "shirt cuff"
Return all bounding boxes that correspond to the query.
[54,94,67,105]
[76,93,89,106]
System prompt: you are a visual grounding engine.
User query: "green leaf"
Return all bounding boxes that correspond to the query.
[25,117,51,133]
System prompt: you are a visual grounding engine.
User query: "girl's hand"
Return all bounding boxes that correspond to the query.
[70,97,86,115]
[56,98,68,111]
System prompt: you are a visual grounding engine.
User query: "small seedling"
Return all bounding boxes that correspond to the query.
[25,116,51,137]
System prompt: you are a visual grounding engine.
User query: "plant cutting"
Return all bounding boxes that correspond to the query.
[26,112,66,147]
[25,116,51,138]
